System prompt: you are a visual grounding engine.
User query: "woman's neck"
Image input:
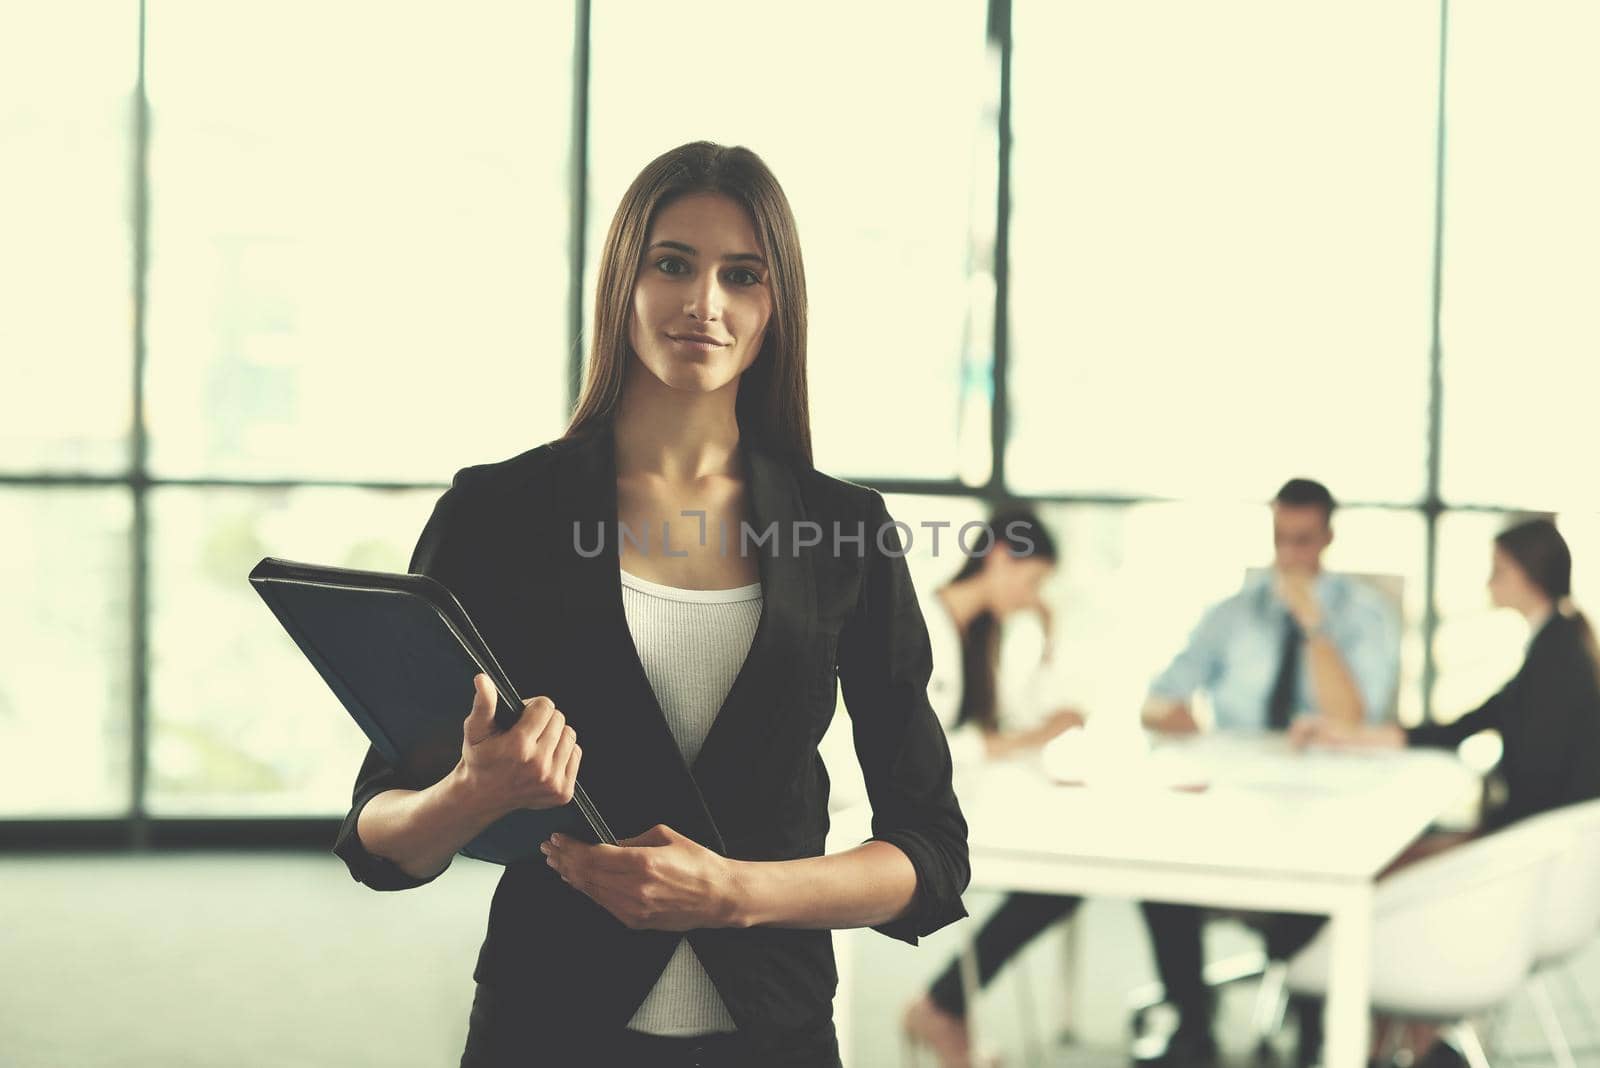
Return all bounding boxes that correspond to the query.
[1523,597,1556,634]
[937,579,990,636]
[614,364,743,482]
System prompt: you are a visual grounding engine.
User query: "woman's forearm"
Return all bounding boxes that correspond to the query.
[355,763,505,881]
[983,728,1027,760]
[725,840,919,930]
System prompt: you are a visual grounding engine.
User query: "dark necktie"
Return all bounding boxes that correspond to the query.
[1266,614,1301,730]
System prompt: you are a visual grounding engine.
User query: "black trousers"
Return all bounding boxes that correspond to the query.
[927,892,1084,1017]
[1140,902,1326,1021]
[459,982,843,1068]
[924,895,1327,1045]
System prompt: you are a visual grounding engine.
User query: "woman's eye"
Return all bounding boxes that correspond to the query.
[655,256,688,275]
[726,267,761,286]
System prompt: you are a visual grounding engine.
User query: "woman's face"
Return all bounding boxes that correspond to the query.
[1488,545,1541,611]
[989,552,1055,617]
[627,191,774,397]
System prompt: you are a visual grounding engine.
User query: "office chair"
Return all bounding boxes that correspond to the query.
[1495,797,1600,1068]
[1285,811,1565,1068]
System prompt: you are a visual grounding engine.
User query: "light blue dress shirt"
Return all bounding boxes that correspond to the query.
[1148,570,1400,729]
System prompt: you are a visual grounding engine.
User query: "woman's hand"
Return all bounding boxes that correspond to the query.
[1288,715,1405,751]
[1029,707,1085,744]
[984,707,1086,759]
[456,673,581,818]
[540,824,740,931]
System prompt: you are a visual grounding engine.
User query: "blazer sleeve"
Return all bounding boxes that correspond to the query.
[331,466,482,891]
[835,490,972,945]
[1406,661,1520,750]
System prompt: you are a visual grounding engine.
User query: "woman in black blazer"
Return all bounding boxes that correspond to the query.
[1295,516,1600,829]
[333,142,971,1067]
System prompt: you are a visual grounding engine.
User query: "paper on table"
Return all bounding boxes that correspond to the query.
[1041,725,1211,791]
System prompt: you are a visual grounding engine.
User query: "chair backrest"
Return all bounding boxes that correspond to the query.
[1287,814,1561,1018]
[1366,817,1562,1017]
[1518,797,1600,964]
[1348,573,1404,722]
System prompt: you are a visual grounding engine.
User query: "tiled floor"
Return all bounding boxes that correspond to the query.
[1,855,1596,1066]
[850,892,1600,1067]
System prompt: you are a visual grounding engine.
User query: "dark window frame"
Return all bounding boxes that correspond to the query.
[2,0,1509,850]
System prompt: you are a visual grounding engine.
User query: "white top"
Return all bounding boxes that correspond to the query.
[923,590,1068,770]
[923,593,989,769]
[618,567,762,1037]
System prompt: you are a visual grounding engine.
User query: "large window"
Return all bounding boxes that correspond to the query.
[1429,2,1600,718]
[0,3,138,474]
[1437,1,1600,509]
[143,1,575,483]
[6,1,1598,830]
[4,2,576,823]
[146,486,438,814]
[1008,1,1437,501]
[0,489,133,815]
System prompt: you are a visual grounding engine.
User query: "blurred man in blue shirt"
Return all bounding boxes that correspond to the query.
[1143,480,1399,734]
[1136,478,1400,1068]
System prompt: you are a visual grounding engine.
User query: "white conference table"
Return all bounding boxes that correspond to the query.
[829,730,1476,1068]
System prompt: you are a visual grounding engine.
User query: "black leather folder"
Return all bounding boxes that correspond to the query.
[248,556,616,860]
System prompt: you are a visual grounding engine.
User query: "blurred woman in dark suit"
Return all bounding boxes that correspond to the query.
[1294,516,1600,1067]
[1296,516,1600,830]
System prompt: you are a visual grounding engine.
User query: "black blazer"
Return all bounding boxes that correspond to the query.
[1408,612,1600,830]
[332,422,971,1053]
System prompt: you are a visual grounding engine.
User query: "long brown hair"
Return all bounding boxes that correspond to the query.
[562,141,813,468]
[1497,517,1600,683]
[948,506,1059,732]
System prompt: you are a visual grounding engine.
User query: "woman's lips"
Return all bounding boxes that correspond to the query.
[667,334,728,352]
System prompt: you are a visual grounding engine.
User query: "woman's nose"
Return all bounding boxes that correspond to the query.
[685,276,723,320]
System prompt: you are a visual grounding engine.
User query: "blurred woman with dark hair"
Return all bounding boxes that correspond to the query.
[1296,516,1600,830]
[922,506,1083,767]
[1291,517,1600,1066]
[902,505,1087,1067]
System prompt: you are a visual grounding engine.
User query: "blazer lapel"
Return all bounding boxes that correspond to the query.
[545,425,816,853]
[691,445,816,824]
